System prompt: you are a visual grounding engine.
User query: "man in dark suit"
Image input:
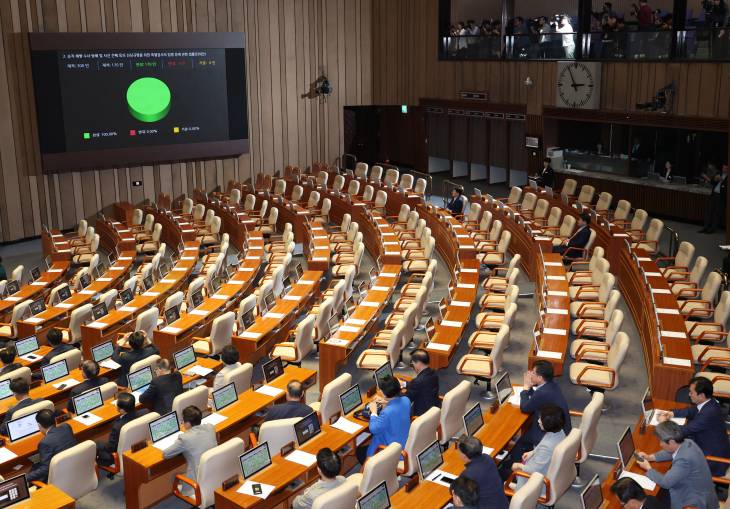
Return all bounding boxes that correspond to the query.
[457,435,508,509]
[657,376,730,476]
[701,163,727,234]
[26,409,77,483]
[0,348,21,377]
[67,360,109,413]
[449,474,480,509]
[0,378,38,435]
[111,331,159,387]
[552,212,591,259]
[404,349,440,416]
[264,380,312,422]
[139,358,183,416]
[535,157,555,188]
[610,477,663,509]
[96,392,147,467]
[39,328,75,366]
[446,188,466,216]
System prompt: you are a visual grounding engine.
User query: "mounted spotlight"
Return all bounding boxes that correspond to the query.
[313,75,333,102]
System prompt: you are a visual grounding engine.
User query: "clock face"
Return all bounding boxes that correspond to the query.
[557,62,597,109]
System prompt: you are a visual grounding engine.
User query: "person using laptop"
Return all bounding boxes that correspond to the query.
[66,360,109,412]
[449,474,480,509]
[111,331,159,387]
[0,348,21,376]
[404,349,440,417]
[356,374,411,464]
[456,435,507,509]
[292,447,346,509]
[0,378,38,435]
[511,405,566,493]
[139,358,183,416]
[39,328,75,367]
[212,344,241,392]
[96,392,147,467]
[26,409,76,483]
[610,477,663,509]
[655,376,730,476]
[263,380,311,422]
[636,421,718,509]
[163,406,217,497]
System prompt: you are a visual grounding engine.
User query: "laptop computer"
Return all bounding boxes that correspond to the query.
[417,440,455,483]
[142,275,154,291]
[149,412,181,451]
[119,288,134,304]
[339,384,362,416]
[263,291,276,311]
[78,274,91,290]
[0,380,12,401]
[495,371,514,405]
[164,305,180,326]
[241,308,256,329]
[128,366,153,399]
[212,382,238,412]
[190,290,204,309]
[91,340,120,369]
[28,299,45,316]
[4,281,19,296]
[294,412,321,446]
[92,302,108,320]
[30,267,41,282]
[94,262,108,279]
[14,336,40,361]
[357,481,391,509]
[617,426,636,469]
[262,357,284,384]
[374,362,393,391]
[72,387,104,417]
[239,442,272,479]
[57,285,72,303]
[0,474,30,508]
[7,412,40,442]
[463,402,484,436]
[173,346,196,371]
[41,359,69,384]
[210,277,221,294]
[580,474,604,509]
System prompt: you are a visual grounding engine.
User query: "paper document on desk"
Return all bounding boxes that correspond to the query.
[73,413,103,426]
[425,469,458,488]
[189,309,209,317]
[0,447,17,463]
[648,411,686,427]
[237,480,275,499]
[482,446,495,456]
[285,449,317,467]
[537,350,562,359]
[656,308,680,315]
[663,356,691,367]
[255,385,284,397]
[152,432,182,452]
[619,471,656,491]
[508,386,523,406]
[184,365,214,377]
[426,342,450,352]
[356,432,371,446]
[56,303,74,309]
[100,359,121,370]
[202,413,228,426]
[545,308,568,315]
[53,378,81,389]
[331,417,363,434]
[660,330,686,339]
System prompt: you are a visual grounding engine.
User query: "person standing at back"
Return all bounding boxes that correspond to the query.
[405,349,440,416]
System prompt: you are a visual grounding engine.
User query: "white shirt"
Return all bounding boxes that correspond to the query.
[558,22,574,46]
[212,362,242,391]
[696,399,710,413]
[458,28,468,49]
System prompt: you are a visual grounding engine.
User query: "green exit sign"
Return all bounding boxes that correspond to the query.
[401,105,408,114]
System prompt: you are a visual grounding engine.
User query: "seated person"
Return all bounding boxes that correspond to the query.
[355,374,411,464]
[404,349,440,416]
[212,344,241,392]
[26,409,77,483]
[552,212,591,259]
[511,405,567,492]
[292,448,346,509]
[1,378,38,435]
[534,157,555,188]
[610,477,663,509]
[67,360,109,412]
[139,358,183,416]
[446,187,466,216]
[96,392,147,466]
[163,406,217,497]
[0,347,21,376]
[655,376,730,476]
[457,435,508,509]
[111,331,159,387]
[39,327,75,366]
[263,380,311,422]
[449,474,480,509]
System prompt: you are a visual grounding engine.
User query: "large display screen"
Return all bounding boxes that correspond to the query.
[29,33,248,172]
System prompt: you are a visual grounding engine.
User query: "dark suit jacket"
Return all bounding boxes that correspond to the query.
[27,424,77,483]
[0,363,22,377]
[263,401,312,422]
[405,367,441,416]
[640,496,665,509]
[139,372,183,416]
[40,344,76,367]
[537,166,555,188]
[567,226,591,250]
[101,409,149,454]
[1,398,39,436]
[674,399,730,476]
[519,381,571,445]
[111,344,160,386]
[463,454,509,509]
[446,196,465,215]
[66,376,110,412]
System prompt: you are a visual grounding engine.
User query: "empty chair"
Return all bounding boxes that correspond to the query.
[569,332,630,393]
[46,441,98,500]
[354,162,368,179]
[332,175,345,193]
[593,192,612,215]
[576,185,595,206]
[399,407,441,476]
[518,192,538,215]
[356,321,405,370]
[314,198,331,224]
[383,168,400,186]
[348,442,401,496]
[0,300,32,339]
[658,241,695,281]
[273,179,286,196]
[256,417,298,453]
[229,188,242,207]
[193,311,235,355]
[137,223,162,255]
[620,208,649,234]
[477,231,511,266]
[257,207,279,235]
[413,178,427,195]
[574,392,604,486]
[678,271,722,318]
[560,178,577,197]
[290,185,304,203]
[306,190,321,209]
[457,325,508,399]
[369,165,383,183]
[439,381,472,443]
[271,314,316,366]
[310,373,352,424]
[612,199,631,222]
[372,190,388,214]
[570,309,624,357]
[57,303,93,344]
[346,179,360,197]
[399,173,414,190]
[498,186,522,207]
[316,171,329,188]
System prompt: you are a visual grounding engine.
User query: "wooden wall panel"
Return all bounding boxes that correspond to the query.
[0,0,372,242]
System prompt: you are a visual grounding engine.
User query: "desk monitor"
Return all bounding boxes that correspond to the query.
[241,309,255,329]
[212,382,238,412]
[417,440,445,480]
[91,341,114,363]
[641,387,655,425]
[282,275,292,294]
[29,299,45,316]
[210,277,221,294]
[143,275,154,291]
[262,357,284,384]
[5,281,19,296]
[149,412,180,444]
[92,302,108,320]
[173,346,196,371]
[78,273,91,290]
[295,264,304,280]
[463,402,484,437]
[95,262,107,279]
[30,267,41,281]
[374,362,393,391]
[0,380,12,401]
[14,336,39,357]
[495,371,514,405]
[72,387,103,416]
[57,285,72,302]
[617,426,636,469]
[339,384,362,416]
[328,314,341,334]
[294,411,321,446]
[580,474,603,509]
[158,262,170,279]
[7,412,40,442]
[128,366,153,393]
[108,252,117,266]
[0,474,30,508]
[119,288,134,304]
[239,442,272,479]
[263,291,276,311]
[41,359,69,384]
[190,290,204,309]
[357,481,391,509]
[164,305,180,325]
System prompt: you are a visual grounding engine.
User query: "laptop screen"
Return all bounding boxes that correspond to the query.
[212,383,238,412]
[580,475,604,509]
[5,281,19,296]
[0,380,12,401]
[7,413,40,442]
[357,481,391,509]
[262,357,284,383]
[29,299,45,316]
[617,426,635,469]
[72,387,104,415]
[164,306,180,325]
[190,290,204,309]
[78,274,91,289]
[495,371,514,405]
[92,341,114,363]
[463,403,484,437]
[57,286,72,302]
[239,442,272,479]
[119,288,134,304]
[264,291,276,311]
[30,267,41,281]
[149,412,180,443]
[241,309,256,329]
[417,440,444,480]
[128,366,153,392]
[41,359,69,384]
[295,264,304,279]
[92,303,108,320]
[173,346,196,371]
[339,385,362,416]
[14,336,39,357]
[294,412,321,446]
[143,275,154,291]
[374,362,393,391]
[0,474,30,509]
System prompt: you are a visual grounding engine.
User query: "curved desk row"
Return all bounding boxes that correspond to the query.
[0,260,70,320]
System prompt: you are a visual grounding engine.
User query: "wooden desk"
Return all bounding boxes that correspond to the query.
[24,484,75,509]
[122,366,317,509]
[0,261,71,320]
[42,230,73,262]
[324,171,423,217]
[96,218,136,253]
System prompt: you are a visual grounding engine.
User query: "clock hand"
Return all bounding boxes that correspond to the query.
[567,68,578,90]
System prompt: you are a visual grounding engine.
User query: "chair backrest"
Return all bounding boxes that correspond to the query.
[257,281,274,311]
[13,399,54,420]
[49,349,82,371]
[181,199,194,215]
[675,241,695,268]
[0,366,30,384]
[49,283,70,306]
[347,180,360,197]
[374,190,388,209]
[689,256,709,285]
[99,381,118,401]
[319,198,331,218]
[291,185,304,202]
[385,321,406,368]
[150,224,162,243]
[307,191,320,209]
[117,411,160,474]
[562,178,577,196]
[76,219,88,237]
[521,193,537,212]
[312,478,360,509]
[135,307,159,338]
[395,204,410,223]
[490,324,509,374]
[209,311,236,355]
[313,298,334,341]
[48,441,98,499]
[613,199,631,221]
[68,303,93,343]
[507,186,522,204]
[317,372,353,424]
[645,218,664,243]
[369,165,383,182]
[413,178,427,194]
[466,203,481,222]
[8,301,31,334]
[362,185,374,202]
[533,199,549,220]
[497,230,511,254]
[702,271,723,303]
[224,363,254,394]
[258,417,299,453]
[129,354,160,375]
[577,185,595,205]
[332,175,345,193]
[715,291,730,328]
[400,174,414,190]
[186,277,206,309]
[359,442,402,496]
[192,205,205,222]
[340,266,357,300]
[560,215,576,237]
[265,206,279,229]
[340,213,352,233]
[478,210,492,231]
[164,291,185,313]
[355,162,369,178]
[237,294,258,328]
[384,168,399,186]
[578,392,604,463]
[509,473,545,509]
[274,179,286,195]
[230,188,242,207]
[439,380,471,442]
[606,332,630,389]
[196,437,246,508]
[605,309,624,345]
[316,171,329,187]
[546,207,562,227]
[544,428,582,505]
[100,289,118,311]
[404,407,441,477]
[598,273,616,302]
[172,385,209,421]
[292,314,316,362]
[631,209,649,231]
[594,191,612,211]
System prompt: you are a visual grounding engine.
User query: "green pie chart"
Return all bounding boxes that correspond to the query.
[126,77,171,123]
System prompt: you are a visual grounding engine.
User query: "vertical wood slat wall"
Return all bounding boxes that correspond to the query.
[0,0,372,243]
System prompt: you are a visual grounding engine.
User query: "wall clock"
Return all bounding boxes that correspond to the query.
[556,61,601,109]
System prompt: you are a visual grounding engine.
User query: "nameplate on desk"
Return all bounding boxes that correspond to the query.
[313,235,328,240]
[255,385,284,397]
[312,226,325,231]
[211,294,229,300]
[544,262,562,267]
[283,295,302,302]
[108,266,124,272]
[239,267,255,272]
[172,267,187,272]
[245,256,259,260]
[663,356,692,367]
[119,256,133,261]
[661,330,686,339]
[383,241,398,246]
[656,308,680,315]
[87,321,108,329]
[338,325,360,333]
[30,281,47,286]
[189,309,209,317]
[161,326,182,334]
[456,234,470,238]
[181,256,195,260]
[142,291,160,297]
[182,229,195,233]
[159,279,176,284]
[380,272,397,277]
[456,283,475,289]
[535,236,552,241]
[546,275,564,281]
[57,249,71,252]
[637,257,652,261]
[440,320,462,328]
[51,234,64,238]
[644,271,661,277]
[312,257,328,261]
[361,301,379,308]
[547,291,568,297]
[239,331,261,339]
[346,318,366,326]
[461,268,477,273]
[264,312,286,320]
[94,277,112,283]
[48,268,63,273]
[651,288,671,294]
[545,308,569,315]
[451,301,471,307]
[542,327,567,336]
[371,286,389,292]
[118,306,138,313]
[327,338,349,346]
[427,342,450,351]
[118,229,131,233]
[298,279,316,284]
[24,317,44,324]
[537,350,562,359]
[56,303,74,309]
[80,290,96,295]
[52,378,80,389]
[612,233,629,237]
